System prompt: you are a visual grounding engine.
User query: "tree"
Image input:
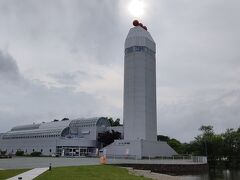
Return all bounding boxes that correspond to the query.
[98,130,121,148]
[157,135,183,154]
[199,125,214,137]
[160,125,240,169]
[0,150,6,156]
[15,150,24,156]
[222,128,240,168]
[167,138,184,154]
[157,135,170,142]
[62,118,69,121]
[113,118,121,126]
[106,117,122,126]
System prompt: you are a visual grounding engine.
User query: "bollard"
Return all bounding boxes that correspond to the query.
[100,155,107,164]
[49,163,52,171]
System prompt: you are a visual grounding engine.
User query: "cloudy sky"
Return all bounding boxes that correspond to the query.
[0,0,240,142]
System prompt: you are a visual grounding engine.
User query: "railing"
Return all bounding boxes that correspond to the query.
[103,154,208,164]
[192,156,207,163]
[105,154,138,159]
[148,155,207,163]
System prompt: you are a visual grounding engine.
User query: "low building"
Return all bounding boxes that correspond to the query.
[0,117,115,156]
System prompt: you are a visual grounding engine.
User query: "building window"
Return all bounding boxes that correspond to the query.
[125,46,155,57]
[49,149,52,153]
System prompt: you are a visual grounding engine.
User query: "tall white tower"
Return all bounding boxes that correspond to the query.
[124,20,157,141]
[102,21,177,158]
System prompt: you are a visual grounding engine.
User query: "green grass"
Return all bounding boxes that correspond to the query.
[34,165,150,180]
[0,169,30,179]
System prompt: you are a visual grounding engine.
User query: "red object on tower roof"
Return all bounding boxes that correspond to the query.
[133,20,139,26]
[132,20,147,31]
[143,26,148,31]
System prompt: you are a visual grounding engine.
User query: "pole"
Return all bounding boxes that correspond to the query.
[205,139,208,158]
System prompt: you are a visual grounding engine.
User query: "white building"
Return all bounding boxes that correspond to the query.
[102,21,177,159]
[0,117,113,156]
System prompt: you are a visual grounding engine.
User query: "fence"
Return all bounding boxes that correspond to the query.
[104,154,208,164]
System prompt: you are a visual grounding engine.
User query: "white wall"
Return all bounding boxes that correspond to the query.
[124,52,157,141]
[102,140,142,159]
[0,137,57,155]
[102,139,177,159]
[141,140,178,157]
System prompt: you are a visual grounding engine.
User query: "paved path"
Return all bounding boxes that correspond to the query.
[0,157,205,169]
[0,157,100,169]
[7,167,48,180]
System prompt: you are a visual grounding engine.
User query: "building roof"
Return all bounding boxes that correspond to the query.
[125,26,156,52]
[2,117,110,139]
[69,117,111,128]
[127,26,154,42]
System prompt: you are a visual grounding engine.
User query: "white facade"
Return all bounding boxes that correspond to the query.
[103,23,177,159]
[102,140,177,159]
[0,117,111,156]
[124,26,157,141]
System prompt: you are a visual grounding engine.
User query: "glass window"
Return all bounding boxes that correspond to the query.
[125,46,155,56]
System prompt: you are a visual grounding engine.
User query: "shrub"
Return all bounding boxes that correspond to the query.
[0,150,7,156]
[15,150,24,156]
[30,151,42,157]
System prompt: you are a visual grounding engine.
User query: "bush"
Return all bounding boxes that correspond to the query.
[30,151,42,157]
[0,150,7,156]
[15,150,24,156]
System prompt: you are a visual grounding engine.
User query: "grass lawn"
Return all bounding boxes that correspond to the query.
[34,165,150,180]
[0,169,30,179]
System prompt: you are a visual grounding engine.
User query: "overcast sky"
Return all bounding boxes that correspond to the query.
[0,0,240,142]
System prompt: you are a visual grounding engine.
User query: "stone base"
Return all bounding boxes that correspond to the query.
[101,139,177,159]
[114,163,209,175]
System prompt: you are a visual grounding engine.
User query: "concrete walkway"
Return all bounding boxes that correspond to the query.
[0,157,205,169]
[7,167,48,180]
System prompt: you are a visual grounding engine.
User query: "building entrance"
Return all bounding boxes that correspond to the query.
[56,146,93,157]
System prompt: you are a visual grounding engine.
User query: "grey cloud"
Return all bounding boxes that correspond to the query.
[0,0,124,65]
[48,70,104,86]
[0,50,21,81]
[0,51,121,133]
[48,72,78,85]
[158,90,240,142]
[76,71,103,80]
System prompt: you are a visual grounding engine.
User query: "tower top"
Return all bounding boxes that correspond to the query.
[125,23,155,52]
[132,20,148,31]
